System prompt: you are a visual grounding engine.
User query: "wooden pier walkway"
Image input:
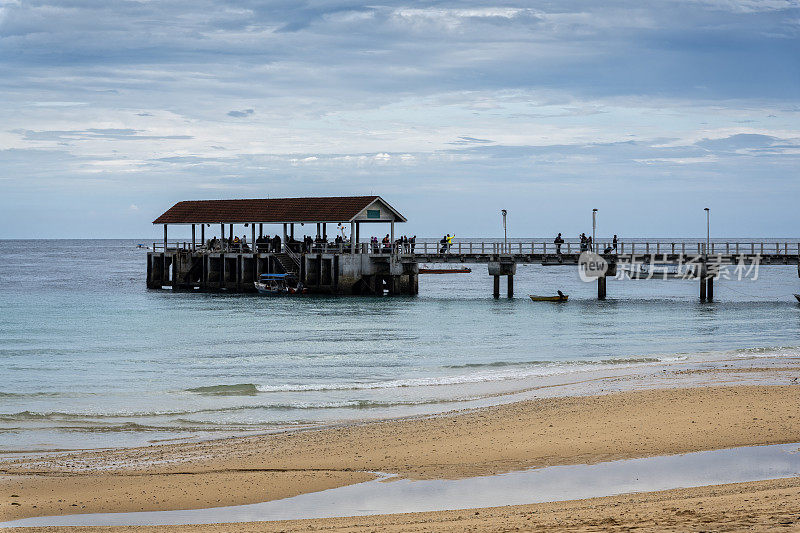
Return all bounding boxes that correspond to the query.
[147,239,800,301]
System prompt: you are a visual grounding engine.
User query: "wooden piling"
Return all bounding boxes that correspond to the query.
[493,275,500,298]
[699,274,707,301]
[507,274,514,298]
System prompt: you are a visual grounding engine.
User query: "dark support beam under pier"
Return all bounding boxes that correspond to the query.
[707,276,714,302]
[507,274,514,298]
[493,275,500,299]
[598,276,607,300]
[700,273,707,302]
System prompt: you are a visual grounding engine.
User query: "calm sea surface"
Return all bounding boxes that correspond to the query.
[1,239,799,452]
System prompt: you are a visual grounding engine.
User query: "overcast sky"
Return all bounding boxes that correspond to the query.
[1,0,798,238]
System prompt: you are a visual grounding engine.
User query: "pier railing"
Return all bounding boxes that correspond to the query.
[150,240,800,257]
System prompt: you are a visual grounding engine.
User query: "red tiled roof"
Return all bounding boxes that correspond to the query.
[153,196,404,224]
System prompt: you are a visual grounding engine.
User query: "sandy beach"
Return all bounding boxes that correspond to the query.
[3,366,800,531]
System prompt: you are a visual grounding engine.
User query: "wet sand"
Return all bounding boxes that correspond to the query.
[14,477,800,532]
[3,377,800,530]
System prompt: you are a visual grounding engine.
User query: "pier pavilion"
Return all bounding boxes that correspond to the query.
[148,195,418,294]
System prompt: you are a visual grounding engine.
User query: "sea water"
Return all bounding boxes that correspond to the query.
[1,239,799,452]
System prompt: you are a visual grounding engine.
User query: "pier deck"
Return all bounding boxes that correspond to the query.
[147,239,800,301]
[148,194,798,301]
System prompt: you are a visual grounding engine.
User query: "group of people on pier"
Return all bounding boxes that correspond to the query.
[553,233,619,254]
[206,235,254,252]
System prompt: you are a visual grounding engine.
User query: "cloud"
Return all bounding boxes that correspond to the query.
[0,0,799,237]
[450,136,495,145]
[14,129,194,142]
[227,109,254,118]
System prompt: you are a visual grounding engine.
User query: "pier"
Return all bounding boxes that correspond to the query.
[148,196,800,301]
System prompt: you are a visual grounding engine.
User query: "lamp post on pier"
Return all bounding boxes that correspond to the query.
[501,209,507,253]
[702,207,712,302]
[592,208,598,253]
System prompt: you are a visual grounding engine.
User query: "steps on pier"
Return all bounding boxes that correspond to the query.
[274,252,300,274]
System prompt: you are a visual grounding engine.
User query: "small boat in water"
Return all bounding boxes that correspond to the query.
[255,273,290,295]
[530,291,568,302]
[255,273,309,295]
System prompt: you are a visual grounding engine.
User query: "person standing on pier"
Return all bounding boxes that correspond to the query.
[613,235,618,250]
[554,233,564,255]
[410,235,416,254]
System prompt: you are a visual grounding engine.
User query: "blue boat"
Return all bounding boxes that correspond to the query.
[254,273,290,295]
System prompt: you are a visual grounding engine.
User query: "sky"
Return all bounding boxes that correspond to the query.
[1,0,799,239]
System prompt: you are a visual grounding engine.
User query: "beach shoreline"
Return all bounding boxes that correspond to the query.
[3,354,800,531]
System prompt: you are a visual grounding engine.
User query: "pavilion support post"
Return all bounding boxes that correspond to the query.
[290,224,295,240]
[350,222,355,253]
[229,224,233,244]
[355,223,360,247]
[390,221,395,254]
[323,223,327,240]
[191,224,196,251]
[316,223,320,239]
[220,224,224,249]
[259,224,263,239]
[251,224,255,252]
[493,275,500,299]
[163,224,167,251]
[201,225,204,247]
[507,274,514,298]
[220,252,226,288]
[283,223,287,245]
[699,266,707,301]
